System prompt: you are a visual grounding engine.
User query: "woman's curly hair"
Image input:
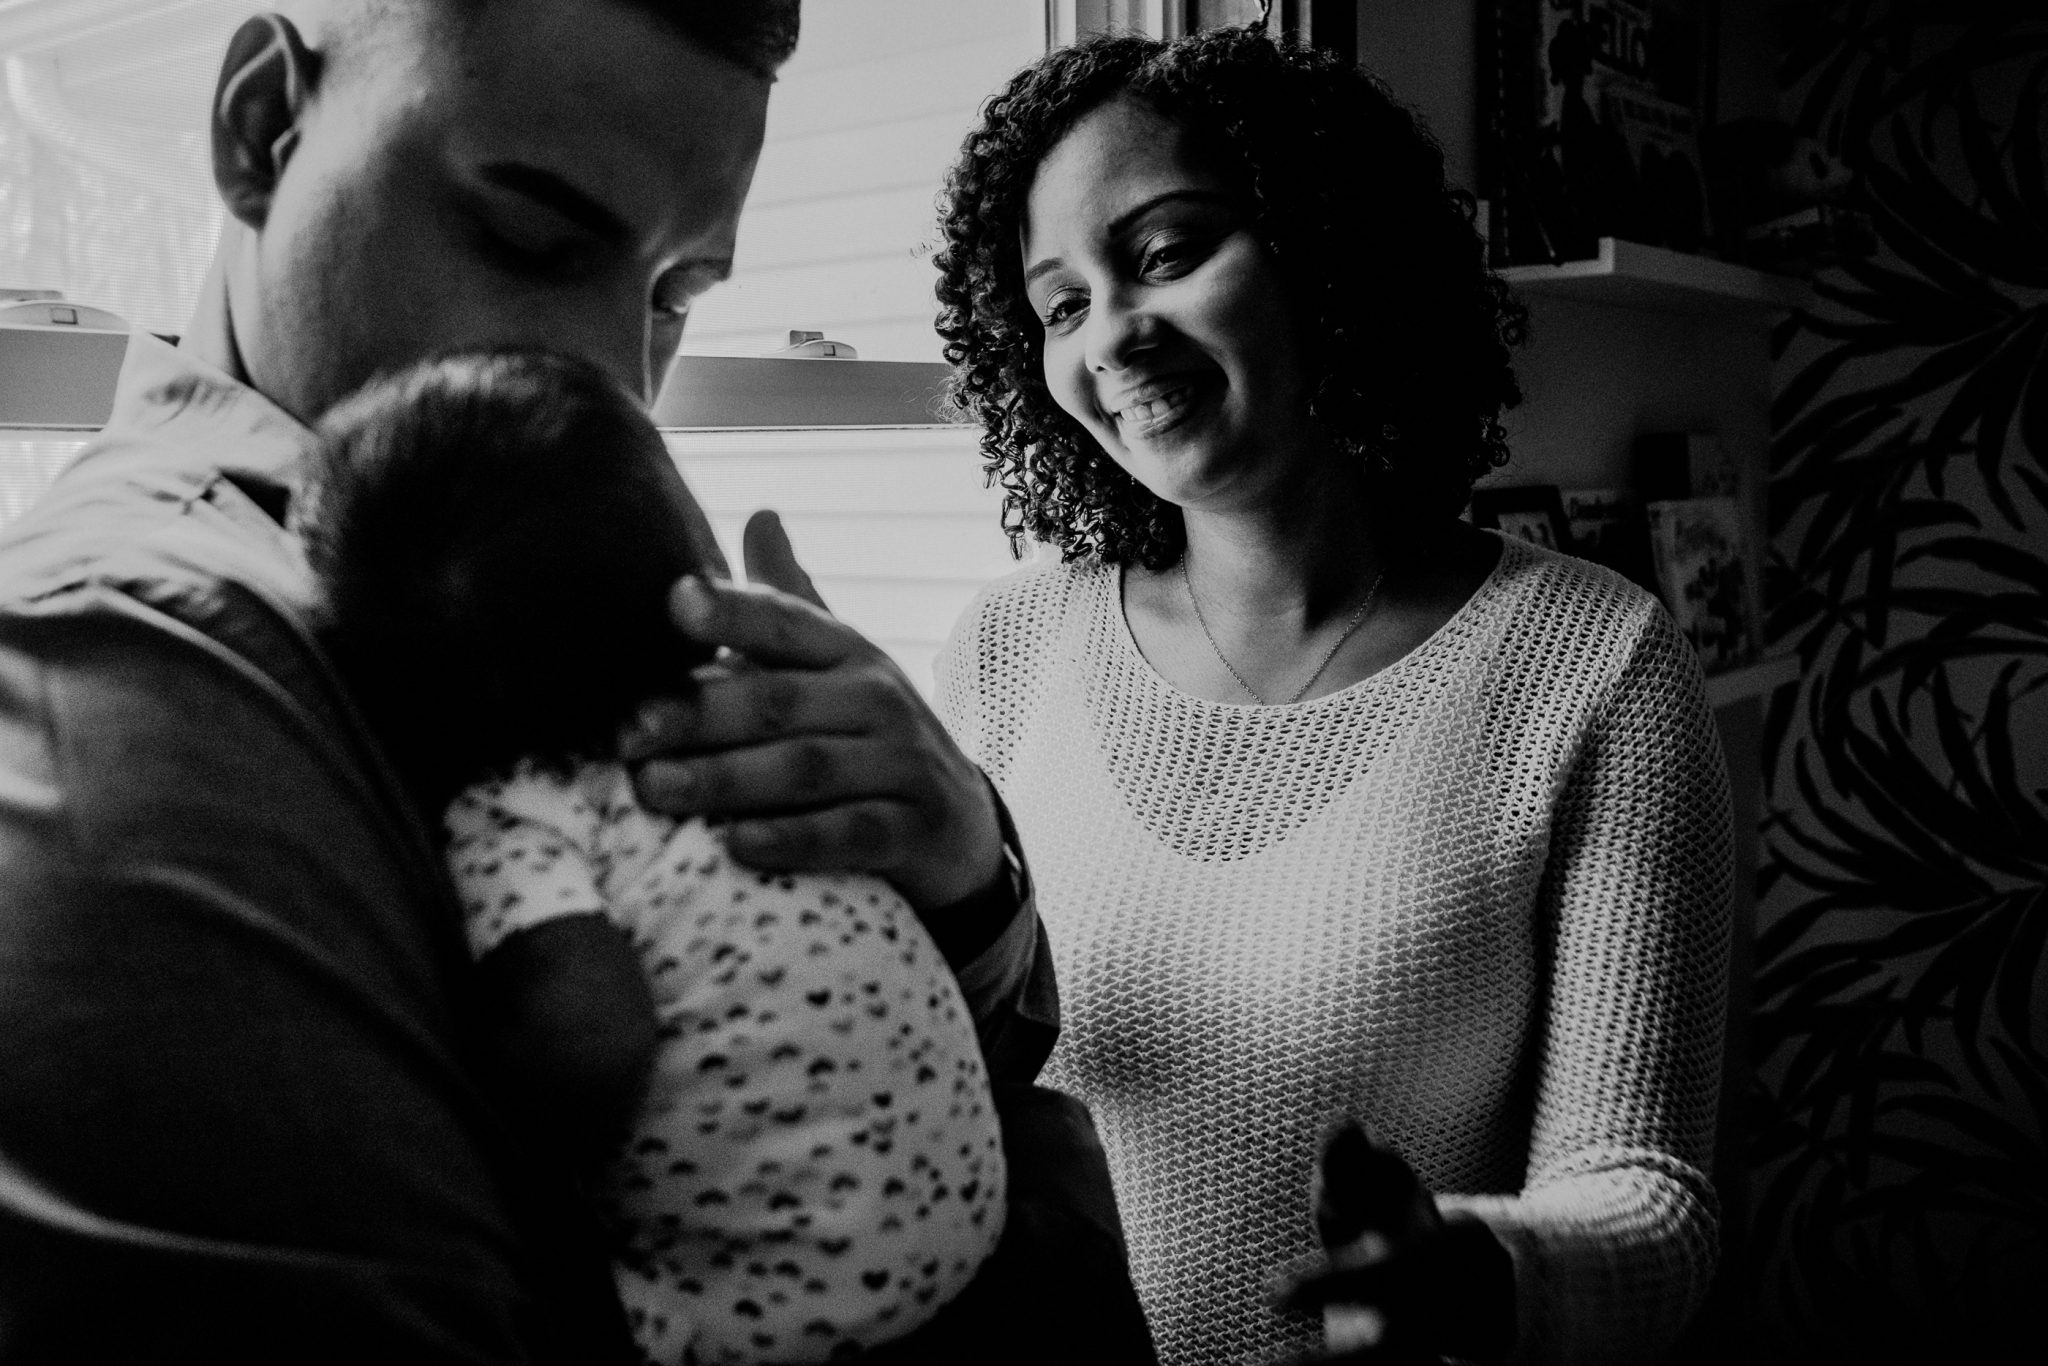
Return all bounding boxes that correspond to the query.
[934,25,1527,569]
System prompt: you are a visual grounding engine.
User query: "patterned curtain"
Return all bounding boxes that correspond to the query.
[1747,6,2048,1359]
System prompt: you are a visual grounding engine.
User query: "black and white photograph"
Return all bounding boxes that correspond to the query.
[1,3,2041,1364]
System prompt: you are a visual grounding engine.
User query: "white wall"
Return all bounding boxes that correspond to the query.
[681,0,1046,362]
[665,425,1024,695]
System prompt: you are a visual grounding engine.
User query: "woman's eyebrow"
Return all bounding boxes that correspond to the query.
[477,162,628,244]
[1104,188,1232,236]
[1024,188,1233,287]
[1024,255,1068,288]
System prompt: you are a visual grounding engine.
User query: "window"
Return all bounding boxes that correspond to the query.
[682,0,1044,361]
[0,0,1047,358]
[0,1,233,335]
[669,426,1015,692]
[0,422,1015,699]
[2,2,1055,691]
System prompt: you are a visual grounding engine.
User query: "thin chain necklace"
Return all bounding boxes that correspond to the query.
[1179,554,1387,706]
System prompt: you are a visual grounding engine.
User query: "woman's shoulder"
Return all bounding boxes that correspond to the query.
[968,552,1105,607]
[1483,533,1667,640]
[952,554,1108,644]
[1470,534,1696,697]
[935,556,1106,749]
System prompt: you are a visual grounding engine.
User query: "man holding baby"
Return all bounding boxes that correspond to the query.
[0,2,1140,1360]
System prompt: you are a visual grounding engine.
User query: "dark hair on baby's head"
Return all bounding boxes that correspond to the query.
[935,25,1527,569]
[299,350,711,808]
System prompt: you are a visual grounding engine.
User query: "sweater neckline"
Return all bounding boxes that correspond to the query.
[1103,531,1525,713]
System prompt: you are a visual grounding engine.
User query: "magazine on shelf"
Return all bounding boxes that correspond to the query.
[1646,495,1758,673]
[1481,0,1715,265]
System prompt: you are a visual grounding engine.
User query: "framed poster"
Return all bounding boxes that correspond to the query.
[1481,0,1716,265]
[1646,495,1760,672]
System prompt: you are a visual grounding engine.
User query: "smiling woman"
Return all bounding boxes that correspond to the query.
[1020,105,1317,526]
[932,26,1734,1365]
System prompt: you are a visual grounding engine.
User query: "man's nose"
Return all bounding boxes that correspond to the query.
[548,298,661,405]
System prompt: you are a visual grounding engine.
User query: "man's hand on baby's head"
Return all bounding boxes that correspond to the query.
[620,512,1005,917]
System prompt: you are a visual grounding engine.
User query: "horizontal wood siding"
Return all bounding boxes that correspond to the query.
[682,2,1044,363]
[664,425,1028,695]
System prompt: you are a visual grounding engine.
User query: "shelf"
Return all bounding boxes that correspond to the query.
[652,356,953,429]
[1704,653,1800,710]
[0,325,130,430]
[1499,238,1808,316]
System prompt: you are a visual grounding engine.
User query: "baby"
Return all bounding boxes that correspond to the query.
[294,351,1006,1365]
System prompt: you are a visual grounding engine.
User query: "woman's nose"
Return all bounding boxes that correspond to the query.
[1085,290,1157,374]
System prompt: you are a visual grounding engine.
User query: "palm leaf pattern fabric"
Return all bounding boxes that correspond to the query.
[1750,4,2048,1357]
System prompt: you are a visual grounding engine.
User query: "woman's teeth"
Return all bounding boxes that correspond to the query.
[1116,385,1195,430]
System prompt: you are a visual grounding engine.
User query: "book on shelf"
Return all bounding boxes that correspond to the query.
[1480,0,1715,267]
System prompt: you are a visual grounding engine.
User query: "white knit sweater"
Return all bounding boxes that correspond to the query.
[934,535,1733,1366]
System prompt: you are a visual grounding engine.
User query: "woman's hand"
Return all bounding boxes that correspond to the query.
[619,511,1006,916]
[1272,1119,1518,1364]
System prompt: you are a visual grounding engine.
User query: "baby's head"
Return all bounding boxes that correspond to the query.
[298,350,713,808]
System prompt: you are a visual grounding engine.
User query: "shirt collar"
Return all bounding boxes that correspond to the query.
[84,331,316,498]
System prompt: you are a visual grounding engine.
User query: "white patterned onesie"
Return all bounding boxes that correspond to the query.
[445,759,1007,1365]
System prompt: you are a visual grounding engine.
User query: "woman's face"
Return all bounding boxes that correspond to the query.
[1020,97,1318,515]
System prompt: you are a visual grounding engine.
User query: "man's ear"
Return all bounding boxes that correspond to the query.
[211,13,322,230]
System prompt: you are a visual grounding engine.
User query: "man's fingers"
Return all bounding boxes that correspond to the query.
[721,801,923,875]
[743,508,828,611]
[667,574,857,669]
[620,665,907,761]
[633,735,922,824]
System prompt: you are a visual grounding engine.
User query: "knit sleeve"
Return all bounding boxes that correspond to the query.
[1438,601,1733,1366]
[932,580,989,766]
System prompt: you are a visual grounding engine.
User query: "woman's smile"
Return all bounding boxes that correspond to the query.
[1020,96,1313,511]
[1106,373,1217,439]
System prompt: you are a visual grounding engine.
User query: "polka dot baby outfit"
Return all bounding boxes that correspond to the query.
[446,759,1006,1365]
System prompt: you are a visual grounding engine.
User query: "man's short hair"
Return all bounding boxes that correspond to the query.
[428,0,801,77]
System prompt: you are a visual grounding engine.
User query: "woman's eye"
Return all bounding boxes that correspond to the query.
[1041,293,1085,328]
[1141,238,1197,276]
